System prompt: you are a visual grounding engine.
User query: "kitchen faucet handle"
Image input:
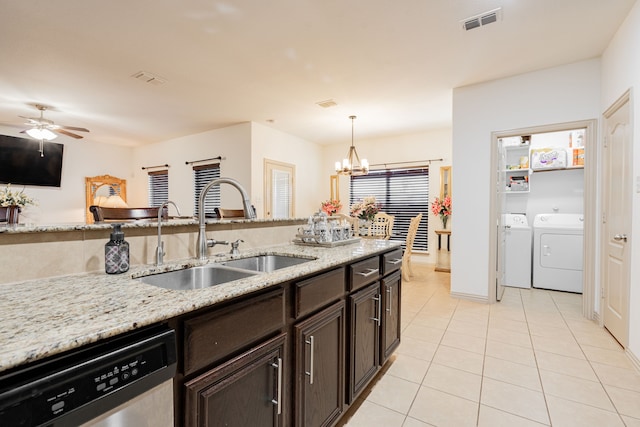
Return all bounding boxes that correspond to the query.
[230,239,244,255]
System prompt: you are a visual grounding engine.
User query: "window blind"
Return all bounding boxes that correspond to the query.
[147,170,169,207]
[193,163,221,217]
[350,167,429,251]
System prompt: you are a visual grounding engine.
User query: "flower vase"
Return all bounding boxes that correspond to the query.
[359,218,371,236]
[440,215,448,230]
[1,205,21,224]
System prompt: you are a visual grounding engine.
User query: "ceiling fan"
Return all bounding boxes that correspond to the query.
[19,104,90,141]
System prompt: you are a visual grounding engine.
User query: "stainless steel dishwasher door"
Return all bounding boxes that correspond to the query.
[80,379,174,427]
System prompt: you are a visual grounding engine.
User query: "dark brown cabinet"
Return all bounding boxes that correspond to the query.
[184,333,287,427]
[381,271,401,363]
[348,282,381,402]
[294,301,345,427]
[172,248,401,427]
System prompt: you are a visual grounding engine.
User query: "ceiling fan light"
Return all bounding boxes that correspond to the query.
[26,127,57,141]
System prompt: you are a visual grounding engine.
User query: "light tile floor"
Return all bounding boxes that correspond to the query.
[338,265,640,427]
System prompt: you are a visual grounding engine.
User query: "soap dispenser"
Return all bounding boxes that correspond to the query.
[105,223,130,274]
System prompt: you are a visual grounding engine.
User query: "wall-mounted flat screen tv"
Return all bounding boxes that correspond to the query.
[0,134,64,187]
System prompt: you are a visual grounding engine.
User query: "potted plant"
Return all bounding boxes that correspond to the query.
[0,184,37,224]
[350,196,381,233]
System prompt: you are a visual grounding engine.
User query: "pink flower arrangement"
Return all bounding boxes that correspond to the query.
[321,199,342,216]
[431,196,452,217]
[350,196,380,221]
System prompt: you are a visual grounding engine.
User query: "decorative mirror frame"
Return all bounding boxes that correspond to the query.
[330,175,339,201]
[85,174,127,223]
[440,166,451,199]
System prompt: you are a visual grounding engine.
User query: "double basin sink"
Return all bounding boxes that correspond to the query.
[138,254,314,291]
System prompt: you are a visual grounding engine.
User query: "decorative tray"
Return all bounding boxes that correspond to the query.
[292,237,361,248]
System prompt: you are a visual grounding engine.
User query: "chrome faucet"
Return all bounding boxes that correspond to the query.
[197,177,256,260]
[155,201,181,266]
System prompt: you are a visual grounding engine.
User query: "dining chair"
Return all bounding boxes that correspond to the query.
[90,206,167,222]
[369,212,395,239]
[402,213,423,282]
[215,208,248,219]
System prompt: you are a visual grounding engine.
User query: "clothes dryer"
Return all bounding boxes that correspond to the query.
[504,214,532,288]
[532,213,584,293]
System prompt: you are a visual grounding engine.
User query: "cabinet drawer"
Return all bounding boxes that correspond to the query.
[349,256,380,291]
[183,287,285,376]
[382,249,403,276]
[295,267,345,318]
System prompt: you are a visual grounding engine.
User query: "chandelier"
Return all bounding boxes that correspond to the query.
[335,115,369,176]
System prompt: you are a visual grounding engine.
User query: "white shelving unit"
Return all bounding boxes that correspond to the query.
[503,143,531,194]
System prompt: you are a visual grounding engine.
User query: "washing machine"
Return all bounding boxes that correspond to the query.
[503,214,532,288]
[532,213,584,293]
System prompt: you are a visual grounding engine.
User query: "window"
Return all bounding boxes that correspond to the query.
[350,167,429,251]
[193,163,221,217]
[147,170,168,207]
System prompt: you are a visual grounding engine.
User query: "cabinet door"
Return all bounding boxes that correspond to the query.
[294,301,345,427]
[381,271,401,363]
[348,282,380,403]
[184,333,286,427]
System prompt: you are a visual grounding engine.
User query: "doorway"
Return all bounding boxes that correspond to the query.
[264,159,295,219]
[488,120,598,318]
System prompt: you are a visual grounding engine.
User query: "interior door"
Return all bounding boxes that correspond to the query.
[495,137,507,301]
[264,159,295,219]
[602,91,632,347]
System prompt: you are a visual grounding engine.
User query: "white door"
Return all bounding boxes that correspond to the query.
[495,137,507,301]
[264,159,295,219]
[602,91,632,347]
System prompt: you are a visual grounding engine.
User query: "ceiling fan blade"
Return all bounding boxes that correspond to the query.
[60,125,89,133]
[55,129,84,139]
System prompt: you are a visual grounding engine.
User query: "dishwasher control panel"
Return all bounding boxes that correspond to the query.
[0,326,176,427]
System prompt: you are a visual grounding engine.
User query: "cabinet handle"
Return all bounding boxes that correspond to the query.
[388,258,402,265]
[305,336,315,385]
[370,295,381,326]
[356,268,379,278]
[271,357,282,415]
[386,287,392,316]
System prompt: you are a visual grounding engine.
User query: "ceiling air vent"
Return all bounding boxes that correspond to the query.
[462,7,502,31]
[316,99,337,108]
[131,71,167,86]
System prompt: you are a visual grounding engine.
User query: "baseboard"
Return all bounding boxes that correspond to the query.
[627,348,640,374]
[450,291,489,304]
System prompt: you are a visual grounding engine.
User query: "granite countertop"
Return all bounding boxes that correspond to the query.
[0,239,401,373]
[0,217,305,234]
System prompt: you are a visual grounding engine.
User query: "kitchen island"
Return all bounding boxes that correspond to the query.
[0,219,403,426]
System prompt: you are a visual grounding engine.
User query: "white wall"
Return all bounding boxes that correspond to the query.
[322,128,452,263]
[452,59,601,299]
[601,0,640,361]
[131,123,252,217]
[250,122,324,218]
[0,126,134,224]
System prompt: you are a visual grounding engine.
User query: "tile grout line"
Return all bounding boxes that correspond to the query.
[549,291,629,425]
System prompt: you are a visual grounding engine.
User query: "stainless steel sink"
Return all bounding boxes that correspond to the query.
[220,254,314,273]
[138,265,258,291]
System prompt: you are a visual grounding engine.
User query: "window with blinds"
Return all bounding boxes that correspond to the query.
[350,167,429,251]
[147,170,169,207]
[193,163,221,217]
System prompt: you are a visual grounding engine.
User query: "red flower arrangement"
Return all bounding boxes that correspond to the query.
[431,196,452,228]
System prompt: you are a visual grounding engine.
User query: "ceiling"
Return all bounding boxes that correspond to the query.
[0,0,635,147]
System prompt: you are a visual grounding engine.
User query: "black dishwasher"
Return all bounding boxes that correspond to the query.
[0,324,177,427]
